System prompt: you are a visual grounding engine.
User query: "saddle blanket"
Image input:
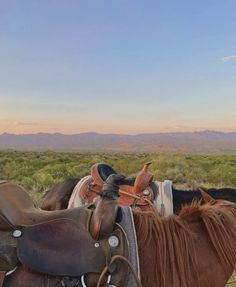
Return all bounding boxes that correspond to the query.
[154,180,173,216]
[119,206,141,286]
[68,175,91,208]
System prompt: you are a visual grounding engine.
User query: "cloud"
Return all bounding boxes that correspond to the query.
[222,55,236,62]
[13,121,39,126]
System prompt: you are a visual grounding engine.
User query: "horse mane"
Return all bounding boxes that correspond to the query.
[133,201,236,287]
[180,201,236,270]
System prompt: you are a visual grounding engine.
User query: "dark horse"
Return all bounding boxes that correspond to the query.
[1,179,236,287]
[41,177,236,213]
[41,178,79,210]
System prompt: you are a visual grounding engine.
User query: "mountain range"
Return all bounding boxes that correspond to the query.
[0,130,236,153]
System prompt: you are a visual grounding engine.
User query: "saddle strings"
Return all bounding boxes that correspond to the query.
[96,255,143,287]
[120,191,157,212]
[87,185,156,212]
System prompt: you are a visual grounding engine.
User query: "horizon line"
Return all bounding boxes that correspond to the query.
[1,129,236,136]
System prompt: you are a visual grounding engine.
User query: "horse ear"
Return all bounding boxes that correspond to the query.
[198,188,216,205]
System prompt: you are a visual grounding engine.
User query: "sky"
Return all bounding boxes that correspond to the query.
[0,0,236,134]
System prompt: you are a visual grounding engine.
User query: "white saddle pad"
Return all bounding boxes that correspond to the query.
[154,180,173,216]
[67,175,92,209]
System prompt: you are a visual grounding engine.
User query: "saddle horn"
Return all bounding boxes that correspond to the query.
[100,174,126,199]
[133,162,153,194]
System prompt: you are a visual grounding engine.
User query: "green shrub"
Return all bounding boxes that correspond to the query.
[0,151,235,202]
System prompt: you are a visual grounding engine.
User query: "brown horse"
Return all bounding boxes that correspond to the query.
[2,188,236,287]
[134,201,236,287]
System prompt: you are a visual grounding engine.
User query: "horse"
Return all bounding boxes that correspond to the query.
[40,163,236,213]
[41,178,80,211]
[1,178,236,287]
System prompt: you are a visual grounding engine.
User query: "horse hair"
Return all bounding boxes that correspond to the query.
[133,201,236,287]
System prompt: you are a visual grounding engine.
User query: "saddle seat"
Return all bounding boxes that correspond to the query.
[0,182,92,230]
[91,163,136,186]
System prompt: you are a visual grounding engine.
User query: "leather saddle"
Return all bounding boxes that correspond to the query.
[0,180,130,286]
[69,162,158,209]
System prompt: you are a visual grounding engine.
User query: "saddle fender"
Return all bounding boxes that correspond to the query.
[17,218,129,282]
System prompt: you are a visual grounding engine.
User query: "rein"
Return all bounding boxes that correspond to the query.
[96,255,142,287]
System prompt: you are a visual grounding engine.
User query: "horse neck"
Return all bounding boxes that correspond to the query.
[133,209,235,287]
[134,212,197,287]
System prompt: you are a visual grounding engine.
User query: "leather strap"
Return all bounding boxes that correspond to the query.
[0,271,5,287]
[97,255,142,287]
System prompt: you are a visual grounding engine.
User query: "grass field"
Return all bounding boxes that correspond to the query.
[227,275,236,286]
[0,150,236,202]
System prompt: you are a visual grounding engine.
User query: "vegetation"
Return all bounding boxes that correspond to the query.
[0,150,236,202]
[0,150,236,285]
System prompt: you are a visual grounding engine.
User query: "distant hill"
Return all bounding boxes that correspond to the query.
[0,130,236,153]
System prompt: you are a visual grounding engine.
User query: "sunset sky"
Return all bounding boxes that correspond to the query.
[0,0,236,134]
